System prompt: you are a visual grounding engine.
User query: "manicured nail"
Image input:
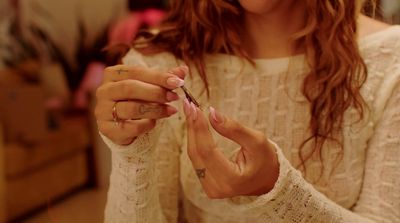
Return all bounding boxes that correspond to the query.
[183,98,191,116]
[166,91,179,101]
[190,102,197,121]
[166,106,178,116]
[180,65,189,76]
[166,77,185,88]
[209,106,224,124]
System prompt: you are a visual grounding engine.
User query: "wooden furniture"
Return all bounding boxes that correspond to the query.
[0,124,6,223]
[0,115,96,222]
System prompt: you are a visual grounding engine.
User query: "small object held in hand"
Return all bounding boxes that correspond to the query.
[181,85,200,108]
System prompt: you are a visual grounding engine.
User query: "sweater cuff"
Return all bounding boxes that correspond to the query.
[100,120,164,160]
[227,140,298,214]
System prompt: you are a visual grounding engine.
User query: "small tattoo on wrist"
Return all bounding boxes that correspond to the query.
[195,168,206,179]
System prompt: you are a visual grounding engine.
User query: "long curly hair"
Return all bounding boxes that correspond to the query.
[120,0,370,172]
[292,0,368,173]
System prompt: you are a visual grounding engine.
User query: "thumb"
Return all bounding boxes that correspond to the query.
[209,107,265,149]
[167,65,189,80]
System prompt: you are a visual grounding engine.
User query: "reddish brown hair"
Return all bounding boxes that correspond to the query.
[118,0,369,173]
[293,0,368,174]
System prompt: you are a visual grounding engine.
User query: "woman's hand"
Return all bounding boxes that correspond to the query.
[183,100,280,198]
[95,64,187,145]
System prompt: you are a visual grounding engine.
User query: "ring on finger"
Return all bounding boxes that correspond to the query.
[112,101,125,126]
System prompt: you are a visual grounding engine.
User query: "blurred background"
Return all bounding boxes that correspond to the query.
[0,0,399,223]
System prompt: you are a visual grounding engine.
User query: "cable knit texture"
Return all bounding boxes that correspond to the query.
[101,26,400,223]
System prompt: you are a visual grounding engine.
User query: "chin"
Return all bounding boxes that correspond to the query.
[238,0,285,14]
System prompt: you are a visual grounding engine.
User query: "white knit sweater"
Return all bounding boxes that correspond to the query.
[101,26,400,223]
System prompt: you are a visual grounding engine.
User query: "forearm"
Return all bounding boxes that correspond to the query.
[102,128,166,223]
[226,144,375,223]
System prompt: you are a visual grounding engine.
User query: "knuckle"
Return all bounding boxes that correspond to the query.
[237,171,252,181]
[128,65,144,74]
[97,83,115,100]
[156,89,167,102]
[104,66,114,74]
[120,81,135,96]
[254,132,267,147]
[95,86,105,99]
[94,106,102,119]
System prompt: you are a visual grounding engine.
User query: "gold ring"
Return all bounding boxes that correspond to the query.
[112,101,124,126]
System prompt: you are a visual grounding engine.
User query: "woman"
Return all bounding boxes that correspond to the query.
[95,0,400,222]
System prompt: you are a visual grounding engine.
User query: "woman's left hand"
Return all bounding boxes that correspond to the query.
[183,99,280,199]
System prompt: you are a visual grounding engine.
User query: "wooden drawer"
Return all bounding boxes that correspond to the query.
[5,117,90,178]
[6,152,89,220]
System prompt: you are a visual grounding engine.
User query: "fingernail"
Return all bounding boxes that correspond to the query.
[209,106,224,124]
[166,91,179,101]
[190,102,197,121]
[166,77,185,88]
[180,65,189,76]
[183,98,191,116]
[166,106,178,116]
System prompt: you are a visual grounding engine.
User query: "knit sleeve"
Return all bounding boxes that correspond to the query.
[352,78,400,222]
[224,71,400,223]
[100,49,183,223]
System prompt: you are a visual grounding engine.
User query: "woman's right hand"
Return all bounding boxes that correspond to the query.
[95,64,187,145]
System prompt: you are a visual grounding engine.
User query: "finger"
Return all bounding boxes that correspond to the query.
[209,106,267,150]
[96,79,180,103]
[184,99,205,172]
[183,99,227,198]
[167,66,188,79]
[96,100,178,121]
[97,119,156,145]
[189,103,238,182]
[104,65,188,89]
[185,101,195,159]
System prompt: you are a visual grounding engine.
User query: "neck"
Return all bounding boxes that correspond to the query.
[241,1,307,59]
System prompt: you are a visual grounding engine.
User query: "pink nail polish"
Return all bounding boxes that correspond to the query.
[190,102,197,121]
[166,91,179,102]
[166,106,178,116]
[180,65,189,76]
[209,106,224,123]
[183,98,191,116]
[166,77,185,88]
